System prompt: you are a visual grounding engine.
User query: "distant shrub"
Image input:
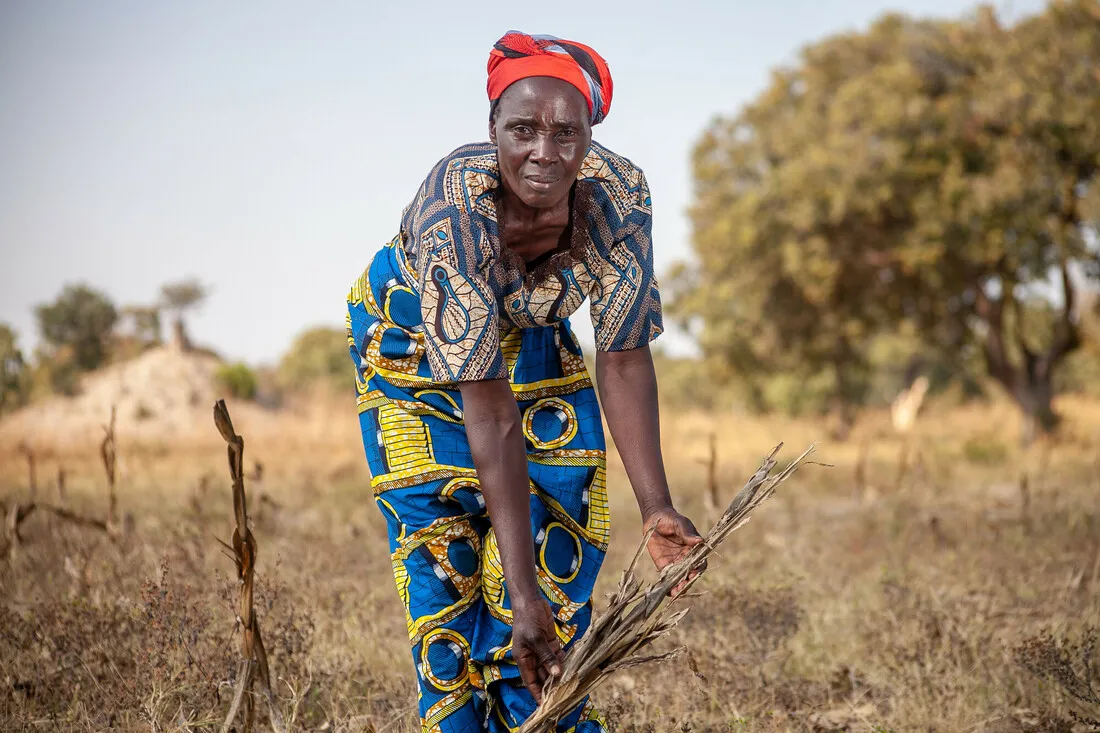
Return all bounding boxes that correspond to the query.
[1,323,31,413]
[30,346,81,398]
[278,326,350,389]
[215,362,258,400]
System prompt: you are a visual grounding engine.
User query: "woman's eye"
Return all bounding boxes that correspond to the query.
[514,125,532,135]
[558,129,576,139]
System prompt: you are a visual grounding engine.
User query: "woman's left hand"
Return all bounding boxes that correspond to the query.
[642,506,707,596]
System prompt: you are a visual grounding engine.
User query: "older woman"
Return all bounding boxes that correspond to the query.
[346,31,703,732]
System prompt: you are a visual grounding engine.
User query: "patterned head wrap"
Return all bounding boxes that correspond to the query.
[487,31,613,126]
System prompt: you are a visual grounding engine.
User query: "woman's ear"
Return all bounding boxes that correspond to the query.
[488,116,497,144]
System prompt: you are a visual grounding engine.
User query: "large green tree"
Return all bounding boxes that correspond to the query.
[674,1,1100,441]
[35,284,119,371]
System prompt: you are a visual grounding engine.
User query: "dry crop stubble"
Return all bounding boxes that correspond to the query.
[2,407,124,558]
[213,399,284,733]
[3,392,1100,731]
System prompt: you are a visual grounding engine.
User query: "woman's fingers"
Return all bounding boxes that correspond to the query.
[676,515,704,543]
[646,510,709,598]
[540,643,563,682]
[547,632,563,676]
[521,655,562,702]
[655,512,705,544]
[517,651,541,701]
[527,682,543,703]
[515,613,565,705]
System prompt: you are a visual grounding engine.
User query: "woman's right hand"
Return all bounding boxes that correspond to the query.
[511,597,564,703]
[460,380,563,701]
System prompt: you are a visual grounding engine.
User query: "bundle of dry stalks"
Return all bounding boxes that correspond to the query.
[519,443,815,733]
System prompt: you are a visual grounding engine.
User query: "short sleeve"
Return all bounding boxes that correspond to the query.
[410,206,507,383]
[590,172,664,351]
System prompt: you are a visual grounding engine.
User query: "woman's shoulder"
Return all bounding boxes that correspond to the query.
[578,141,650,208]
[581,141,646,177]
[403,142,500,218]
[422,141,499,195]
[577,141,652,226]
[427,141,499,176]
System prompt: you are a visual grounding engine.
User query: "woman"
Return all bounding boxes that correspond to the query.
[347,31,703,732]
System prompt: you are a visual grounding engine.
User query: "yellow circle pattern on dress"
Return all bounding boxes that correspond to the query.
[383,283,418,325]
[523,397,578,450]
[438,477,484,513]
[414,389,464,420]
[539,521,583,585]
[376,497,406,541]
[420,627,471,693]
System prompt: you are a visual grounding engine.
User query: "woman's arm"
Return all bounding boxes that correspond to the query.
[458,379,563,700]
[595,344,704,589]
[594,344,673,518]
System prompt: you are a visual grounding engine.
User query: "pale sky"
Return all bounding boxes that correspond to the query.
[0,0,1042,366]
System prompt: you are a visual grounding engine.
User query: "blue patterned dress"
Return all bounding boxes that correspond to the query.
[346,141,662,732]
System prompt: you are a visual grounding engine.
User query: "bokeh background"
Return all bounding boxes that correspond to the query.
[2,2,1099,732]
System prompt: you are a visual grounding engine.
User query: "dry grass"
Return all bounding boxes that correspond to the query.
[1,391,1099,732]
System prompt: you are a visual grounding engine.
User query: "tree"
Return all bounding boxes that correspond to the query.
[1,323,30,414]
[674,1,1100,442]
[160,278,207,349]
[960,0,1100,440]
[121,305,162,347]
[35,284,119,371]
[278,326,351,388]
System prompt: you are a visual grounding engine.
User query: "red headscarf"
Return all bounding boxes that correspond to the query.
[487,31,613,125]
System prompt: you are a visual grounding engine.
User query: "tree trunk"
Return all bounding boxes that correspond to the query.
[1013,371,1059,447]
[974,261,1077,448]
[827,396,854,442]
[828,337,859,442]
[170,317,192,352]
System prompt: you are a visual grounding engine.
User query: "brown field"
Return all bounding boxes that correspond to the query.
[2,390,1099,732]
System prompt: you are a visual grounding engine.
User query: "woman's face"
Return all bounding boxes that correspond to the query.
[490,77,592,209]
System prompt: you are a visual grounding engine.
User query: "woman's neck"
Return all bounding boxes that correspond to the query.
[497,184,571,226]
[496,182,576,265]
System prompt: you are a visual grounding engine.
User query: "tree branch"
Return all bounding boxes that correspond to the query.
[1044,175,1083,371]
[974,285,1016,391]
[1046,259,1081,369]
[1002,277,1039,370]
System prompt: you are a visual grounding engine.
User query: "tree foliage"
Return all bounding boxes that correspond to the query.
[160,278,207,350]
[122,305,163,346]
[675,1,1100,440]
[215,362,258,401]
[1,323,30,414]
[159,279,207,315]
[34,284,119,372]
[278,326,351,388]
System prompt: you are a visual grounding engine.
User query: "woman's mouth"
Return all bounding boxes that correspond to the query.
[525,175,559,192]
